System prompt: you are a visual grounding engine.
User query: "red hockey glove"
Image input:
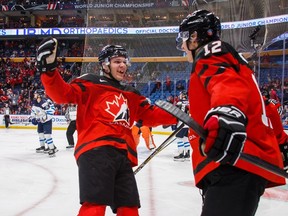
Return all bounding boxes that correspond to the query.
[201,106,247,165]
[279,142,288,171]
[36,37,58,73]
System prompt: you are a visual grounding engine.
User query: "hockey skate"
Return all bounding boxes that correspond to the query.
[184,150,190,161]
[174,152,185,162]
[36,146,45,153]
[48,147,58,157]
[66,145,74,149]
[43,147,50,154]
[149,145,155,150]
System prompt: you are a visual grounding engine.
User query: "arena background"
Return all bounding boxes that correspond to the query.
[0,0,287,129]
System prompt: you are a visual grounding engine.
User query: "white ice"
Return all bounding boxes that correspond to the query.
[0,128,288,216]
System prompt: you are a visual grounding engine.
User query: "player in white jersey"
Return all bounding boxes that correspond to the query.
[30,89,57,157]
[173,91,190,161]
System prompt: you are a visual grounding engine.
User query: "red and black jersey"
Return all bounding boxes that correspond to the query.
[188,40,285,188]
[41,70,177,166]
[264,97,287,145]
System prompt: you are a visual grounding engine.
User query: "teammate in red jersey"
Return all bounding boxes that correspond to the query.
[262,92,288,171]
[36,38,177,216]
[176,9,286,216]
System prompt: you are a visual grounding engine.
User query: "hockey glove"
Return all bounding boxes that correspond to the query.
[279,142,288,171]
[201,106,247,165]
[36,37,58,73]
[31,118,39,125]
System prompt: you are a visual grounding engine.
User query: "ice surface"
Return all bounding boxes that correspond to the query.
[0,128,287,216]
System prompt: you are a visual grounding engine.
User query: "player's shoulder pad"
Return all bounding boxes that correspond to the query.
[122,84,141,95]
[268,99,279,106]
[75,73,100,83]
[45,98,53,103]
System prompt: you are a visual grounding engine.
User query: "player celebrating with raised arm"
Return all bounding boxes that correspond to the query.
[176,10,286,216]
[36,37,177,216]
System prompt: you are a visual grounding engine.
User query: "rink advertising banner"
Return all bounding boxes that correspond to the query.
[0,26,179,36]
[71,3,156,9]
[0,14,287,37]
[0,2,159,11]
[0,114,68,129]
[0,114,173,133]
[2,114,287,133]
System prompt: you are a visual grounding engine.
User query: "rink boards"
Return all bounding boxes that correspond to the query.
[0,114,173,135]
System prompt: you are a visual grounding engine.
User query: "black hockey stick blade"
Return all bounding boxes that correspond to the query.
[155,100,207,138]
[155,100,288,179]
[155,100,207,140]
[134,123,185,175]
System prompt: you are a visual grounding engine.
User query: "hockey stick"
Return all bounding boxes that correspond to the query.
[134,123,185,175]
[155,100,288,179]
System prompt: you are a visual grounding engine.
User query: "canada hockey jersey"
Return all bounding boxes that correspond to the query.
[264,97,287,145]
[188,40,285,188]
[41,70,177,166]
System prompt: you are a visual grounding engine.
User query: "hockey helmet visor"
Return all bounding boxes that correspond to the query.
[176,31,190,51]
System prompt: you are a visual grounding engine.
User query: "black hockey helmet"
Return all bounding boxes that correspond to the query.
[179,90,188,99]
[34,89,45,97]
[261,89,270,99]
[180,90,187,96]
[176,9,221,50]
[98,45,130,66]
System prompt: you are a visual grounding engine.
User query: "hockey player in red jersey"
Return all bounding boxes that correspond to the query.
[262,93,288,171]
[36,39,177,216]
[176,9,286,216]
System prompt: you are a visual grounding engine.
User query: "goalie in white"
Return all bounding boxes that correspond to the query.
[30,89,58,157]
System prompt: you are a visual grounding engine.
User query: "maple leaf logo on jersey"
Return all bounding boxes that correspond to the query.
[105,93,130,127]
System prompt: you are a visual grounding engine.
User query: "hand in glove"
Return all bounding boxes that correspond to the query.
[201,106,247,165]
[31,118,39,125]
[28,116,37,125]
[36,37,58,73]
[279,142,288,171]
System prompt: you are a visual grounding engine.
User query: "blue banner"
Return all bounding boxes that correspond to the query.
[0,14,287,36]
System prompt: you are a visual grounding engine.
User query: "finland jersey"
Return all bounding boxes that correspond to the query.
[176,99,189,125]
[31,98,55,123]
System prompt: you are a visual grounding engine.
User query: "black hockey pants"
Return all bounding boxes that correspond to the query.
[200,165,267,216]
